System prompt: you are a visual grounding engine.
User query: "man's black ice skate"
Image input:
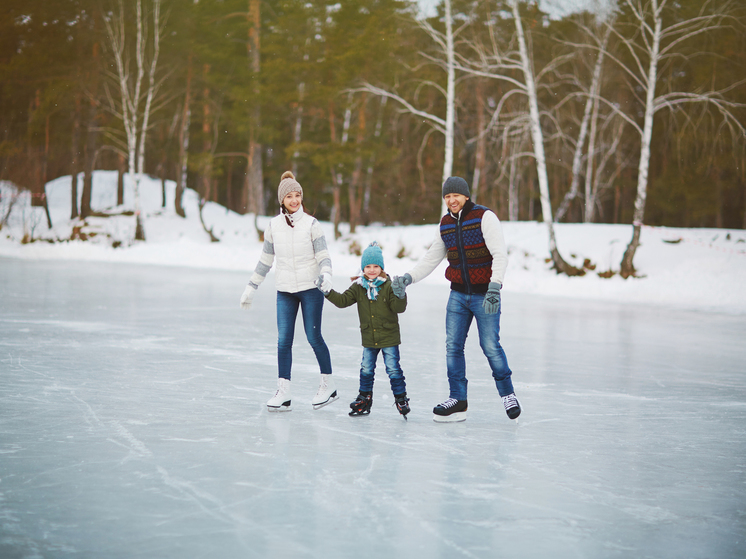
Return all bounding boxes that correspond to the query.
[349,391,372,416]
[433,398,467,423]
[394,393,410,420]
[502,393,521,420]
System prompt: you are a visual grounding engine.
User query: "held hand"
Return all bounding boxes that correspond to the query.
[391,273,412,299]
[240,285,256,310]
[482,282,501,314]
[315,273,332,294]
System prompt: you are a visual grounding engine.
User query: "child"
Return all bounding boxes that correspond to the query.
[316,242,410,419]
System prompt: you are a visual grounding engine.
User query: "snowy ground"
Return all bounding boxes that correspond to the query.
[1,172,745,314]
[1,258,745,558]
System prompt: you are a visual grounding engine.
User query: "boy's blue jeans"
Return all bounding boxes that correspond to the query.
[445,290,513,401]
[276,288,332,380]
[359,346,406,395]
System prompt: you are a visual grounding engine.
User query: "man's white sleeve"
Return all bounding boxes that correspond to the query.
[408,230,447,284]
[481,211,508,286]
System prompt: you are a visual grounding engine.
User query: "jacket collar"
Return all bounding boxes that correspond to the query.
[283,206,306,225]
[448,199,475,220]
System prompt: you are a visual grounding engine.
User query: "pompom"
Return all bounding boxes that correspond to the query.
[281,170,295,181]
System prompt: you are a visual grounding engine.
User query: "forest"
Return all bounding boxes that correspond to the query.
[2,0,745,270]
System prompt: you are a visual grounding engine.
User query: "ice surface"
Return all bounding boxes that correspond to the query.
[1,258,745,558]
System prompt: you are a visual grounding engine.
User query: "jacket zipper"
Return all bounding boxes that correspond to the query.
[455,210,472,294]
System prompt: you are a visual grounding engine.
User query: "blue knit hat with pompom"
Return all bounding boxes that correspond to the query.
[361,241,384,271]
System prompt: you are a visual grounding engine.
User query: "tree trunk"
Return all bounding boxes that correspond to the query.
[292,81,305,176]
[620,11,662,278]
[441,0,455,217]
[472,78,486,204]
[81,42,100,219]
[348,94,366,233]
[555,25,610,223]
[117,152,125,206]
[176,54,192,218]
[512,0,580,275]
[363,97,387,224]
[70,92,82,220]
[246,0,264,225]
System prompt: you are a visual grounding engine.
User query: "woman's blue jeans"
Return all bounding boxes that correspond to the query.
[276,288,332,380]
[445,290,513,401]
[359,346,406,395]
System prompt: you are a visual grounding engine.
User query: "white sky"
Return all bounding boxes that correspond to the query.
[416,0,614,19]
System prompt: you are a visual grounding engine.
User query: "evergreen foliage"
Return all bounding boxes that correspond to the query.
[1,0,743,229]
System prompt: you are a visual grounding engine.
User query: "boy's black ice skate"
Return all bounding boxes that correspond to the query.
[394,393,410,420]
[349,391,372,416]
[502,393,521,420]
[433,398,467,423]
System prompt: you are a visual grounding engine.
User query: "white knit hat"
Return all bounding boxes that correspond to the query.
[277,171,303,205]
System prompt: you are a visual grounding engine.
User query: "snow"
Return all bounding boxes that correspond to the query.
[1,171,745,314]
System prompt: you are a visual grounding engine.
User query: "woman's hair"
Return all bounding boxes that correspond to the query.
[351,270,388,281]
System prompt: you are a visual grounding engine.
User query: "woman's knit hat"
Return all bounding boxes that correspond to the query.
[361,242,384,270]
[277,171,303,205]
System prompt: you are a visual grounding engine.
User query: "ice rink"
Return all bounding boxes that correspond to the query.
[1,258,745,558]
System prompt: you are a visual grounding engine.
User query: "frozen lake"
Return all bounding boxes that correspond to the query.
[1,257,745,558]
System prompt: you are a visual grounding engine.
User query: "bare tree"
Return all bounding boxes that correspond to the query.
[104,0,166,241]
[555,20,613,223]
[246,0,264,224]
[361,0,462,217]
[601,0,745,277]
[456,0,580,274]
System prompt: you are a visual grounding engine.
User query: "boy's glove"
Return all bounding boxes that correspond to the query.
[482,282,501,314]
[315,273,332,294]
[391,273,412,299]
[240,285,256,310]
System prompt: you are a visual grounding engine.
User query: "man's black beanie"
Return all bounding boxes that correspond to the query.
[442,176,470,198]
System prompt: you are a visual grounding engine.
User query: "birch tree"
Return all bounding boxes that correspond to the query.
[245,0,264,220]
[361,0,461,217]
[104,0,166,241]
[456,1,580,274]
[555,20,613,222]
[605,0,745,277]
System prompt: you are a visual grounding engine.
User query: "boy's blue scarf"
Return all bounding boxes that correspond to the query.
[356,275,386,301]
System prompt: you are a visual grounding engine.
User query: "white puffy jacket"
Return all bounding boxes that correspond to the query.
[247,208,332,293]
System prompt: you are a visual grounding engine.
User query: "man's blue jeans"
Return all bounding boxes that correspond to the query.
[445,290,513,400]
[359,346,406,395]
[276,288,332,380]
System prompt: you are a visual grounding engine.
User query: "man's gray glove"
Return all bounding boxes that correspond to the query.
[482,282,501,314]
[391,273,412,299]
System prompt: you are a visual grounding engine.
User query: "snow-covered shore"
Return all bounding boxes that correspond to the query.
[2,172,745,314]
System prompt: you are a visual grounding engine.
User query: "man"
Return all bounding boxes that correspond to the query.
[392,176,520,423]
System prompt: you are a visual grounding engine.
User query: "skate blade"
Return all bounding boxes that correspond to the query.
[312,393,339,410]
[267,404,292,412]
[433,411,466,423]
[348,410,370,417]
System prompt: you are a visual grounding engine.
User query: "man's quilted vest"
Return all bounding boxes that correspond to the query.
[439,201,493,294]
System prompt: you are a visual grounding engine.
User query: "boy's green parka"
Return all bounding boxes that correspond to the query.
[325,278,406,348]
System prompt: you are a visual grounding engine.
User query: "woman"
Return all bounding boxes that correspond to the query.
[240,171,337,412]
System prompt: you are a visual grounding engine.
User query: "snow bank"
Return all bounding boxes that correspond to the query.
[1,173,745,314]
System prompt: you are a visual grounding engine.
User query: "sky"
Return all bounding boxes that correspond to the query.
[416,0,615,19]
